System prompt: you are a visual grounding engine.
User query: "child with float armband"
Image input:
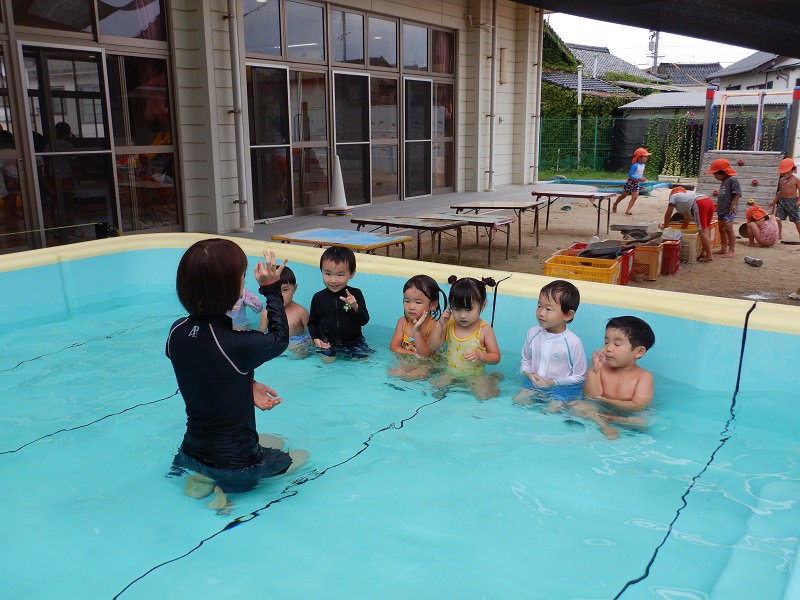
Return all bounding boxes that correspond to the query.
[428,276,502,400]
[388,274,448,381]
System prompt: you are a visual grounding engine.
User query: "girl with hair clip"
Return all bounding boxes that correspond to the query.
[428,276,502,400]
[388,275,448,381]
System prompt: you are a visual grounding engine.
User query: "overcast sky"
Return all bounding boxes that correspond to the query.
[546,13,756,70]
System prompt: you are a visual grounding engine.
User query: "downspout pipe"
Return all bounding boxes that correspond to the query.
[531,8,544,183]
[225,0,251,232]
[487,0,498,191]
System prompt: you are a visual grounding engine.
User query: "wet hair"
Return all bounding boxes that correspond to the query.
[279,265,297,286]
[540,280,580,323]
[447,275,488,311]
[320,246,356,274]
[403,275,447,319]
[176,238,248,318]
[606,316,655,351]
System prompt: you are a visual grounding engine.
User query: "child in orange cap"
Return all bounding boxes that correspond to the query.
[705,157,741,258]
[660,186,716,262]
[744,198,779,248]
[613,147,650,215]
[766,157,800,241]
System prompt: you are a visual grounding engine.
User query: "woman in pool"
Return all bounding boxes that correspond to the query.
[388,274,447,381]
[428,276,502,400]
[167,239,308,512]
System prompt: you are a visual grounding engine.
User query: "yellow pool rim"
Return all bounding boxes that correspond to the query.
[1,233,797,336]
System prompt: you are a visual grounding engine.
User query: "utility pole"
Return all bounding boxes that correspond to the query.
[648,30,660,71]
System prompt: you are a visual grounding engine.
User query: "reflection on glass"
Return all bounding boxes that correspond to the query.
[403,24,428,71]
[335,74,369,143]
[370,78,397,140]
[433,142,453,189]
[371,145,398,199]
[331,11,364,64]
[248,66,289,145]
[12,0,94,33]
[286,1,325,61]
[40,152,116,245]
[0,149,25,250]
[433,83,453,138]
[289,71,326,142]
[116,153,177,232]
[251,147,291,219]
[405,141,431,197]
[369,18,397,68]
[337,144,369,205]
[243,0,281,56]
[405,79,431,141]
[292,147,328,208]
[432,30,455,74]
[47,55,108,147]
[99,0,166,41]
[108,56,171,147]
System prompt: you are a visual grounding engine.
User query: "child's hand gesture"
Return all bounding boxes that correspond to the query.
[464,349,484,363]
[253,381,283,410]
[439,308,451,328]
[412,310,429,333]
[590,349,605,373]
[527,373,554,388]
[254,250,287,286]
[339,288,358,311]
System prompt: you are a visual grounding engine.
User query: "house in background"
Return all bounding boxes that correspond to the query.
[648,62,721,89]
[566,43,660,81]
[707,51,800,91]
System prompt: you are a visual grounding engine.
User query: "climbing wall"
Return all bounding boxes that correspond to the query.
[698,150,784,206]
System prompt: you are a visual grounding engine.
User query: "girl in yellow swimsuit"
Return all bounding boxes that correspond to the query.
[388,275,447,381]
[428,277,502,400]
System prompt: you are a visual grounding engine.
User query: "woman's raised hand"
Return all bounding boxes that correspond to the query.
[254,250,287,286]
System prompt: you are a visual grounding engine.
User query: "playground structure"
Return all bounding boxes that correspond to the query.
[697,87,800,204]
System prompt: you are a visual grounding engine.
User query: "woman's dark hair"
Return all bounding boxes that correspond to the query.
[540,279,580,322]
[279,265,297,286]
[176,238,248,317]
[320,246,356,273]
[447,276,487,311]
[403,275,447,319]
[607,316,655,350]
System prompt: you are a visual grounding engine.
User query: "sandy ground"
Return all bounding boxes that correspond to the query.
[417,186,800,307]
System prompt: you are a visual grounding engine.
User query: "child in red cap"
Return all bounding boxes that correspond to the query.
[613,147,650,215]
[660,186,716,262]
[766,157,800,241]
[705,158,741,258]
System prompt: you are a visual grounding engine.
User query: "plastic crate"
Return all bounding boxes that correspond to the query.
[661,240,681,275]
[668,220,720,250]
[543,254,620,285]
[560,243,633,285]
[633,244,663,281]
[679,232,702,263]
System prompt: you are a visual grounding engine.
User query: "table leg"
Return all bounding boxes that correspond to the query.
[457,228,462,265]
[430,231,436,262]
[605,197,611,234]
[505,223,510,260]
[417,231,423,261]
[487,225,493,266]
[545,196,551,230]
[596,201,601,235]
[518,210,524,253]
[400,242,405,259]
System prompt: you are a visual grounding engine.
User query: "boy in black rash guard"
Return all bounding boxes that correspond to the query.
[307,246,372,362]
[167,240,308,511]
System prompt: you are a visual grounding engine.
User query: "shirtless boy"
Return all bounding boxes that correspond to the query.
[577,316,655,440]
[767,157,800,240]
[260,266,311,356]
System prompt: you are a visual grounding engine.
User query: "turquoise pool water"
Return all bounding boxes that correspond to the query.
[2,244,799,599]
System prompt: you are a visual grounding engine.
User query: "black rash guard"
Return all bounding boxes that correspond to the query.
[307,286,369,346]
[166,280,288,469]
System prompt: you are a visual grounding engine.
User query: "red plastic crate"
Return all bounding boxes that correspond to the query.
[661,240,681,275]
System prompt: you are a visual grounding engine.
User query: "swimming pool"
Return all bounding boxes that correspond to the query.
[2,234,799,599]
[544,178,670,195]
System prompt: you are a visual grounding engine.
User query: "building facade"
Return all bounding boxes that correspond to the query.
[0,0,547,253]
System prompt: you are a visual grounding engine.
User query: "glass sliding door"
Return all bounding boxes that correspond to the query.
[370,77,398,201]
[0,46,28,252]
[289,70,328,211]
[25,47,117,247]
[432,82,454,192]
[334,72,370,205]
[404,78,431,198]
[247,65,292,219]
